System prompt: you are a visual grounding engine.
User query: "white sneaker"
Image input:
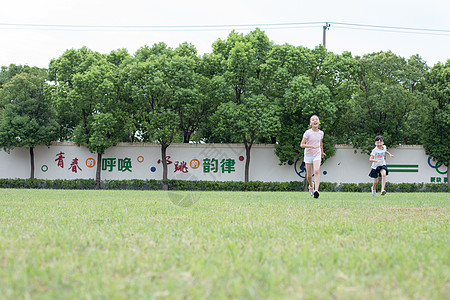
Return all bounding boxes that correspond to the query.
[309,186,314,196]
[381,190,386,196]
[371,187,376,196]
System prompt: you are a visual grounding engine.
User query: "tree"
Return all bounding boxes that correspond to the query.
[169,43,212,143]
[267,46,345,166]
[275,75,336,165]
[124,44,181,190]
[209,29,276,181]
[49,48,124,189]
[401,55,430,144]
[0,69,59,179]
[0,64,30,88]
[72,54,124,189]
[347,51,427,153]
[106,48,137,143]
[48,47,94,141]
[196,53,234,143]
[313,51,358,144]
[75,112,123,189]
[212,95,280,181]
[141,108,180,190]
[422,60,450,184]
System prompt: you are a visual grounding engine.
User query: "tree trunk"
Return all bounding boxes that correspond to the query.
[183,133,190,143]
[243,139,253,182]
[94,152,102,190]
[29,147,35,179]
[183,128,191,143]
[161,143,169,190]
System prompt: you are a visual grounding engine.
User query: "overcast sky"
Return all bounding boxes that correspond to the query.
[1,0,449,68]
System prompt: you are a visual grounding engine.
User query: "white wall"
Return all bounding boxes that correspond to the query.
[0,142,447,183]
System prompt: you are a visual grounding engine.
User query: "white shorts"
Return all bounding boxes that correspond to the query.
[304,155,321,164]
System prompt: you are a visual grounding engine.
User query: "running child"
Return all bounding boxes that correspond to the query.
[369,135,394,196]
[301,115,326,198]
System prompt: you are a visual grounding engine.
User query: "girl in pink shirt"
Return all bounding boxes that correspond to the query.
[301,115,325,198]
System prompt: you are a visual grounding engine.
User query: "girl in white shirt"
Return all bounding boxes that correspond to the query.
[369,136,394,196]
[301,115,325,198]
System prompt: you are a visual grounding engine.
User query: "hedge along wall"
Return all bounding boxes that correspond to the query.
[0,142,447,184]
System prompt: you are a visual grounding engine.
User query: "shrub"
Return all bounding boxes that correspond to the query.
[0,178,448,192]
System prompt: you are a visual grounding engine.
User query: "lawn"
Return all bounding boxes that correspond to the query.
[0,189,448,299]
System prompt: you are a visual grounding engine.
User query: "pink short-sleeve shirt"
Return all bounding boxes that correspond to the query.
[303,128,324,157]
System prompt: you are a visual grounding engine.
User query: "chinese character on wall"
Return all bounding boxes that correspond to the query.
[55,152,65,168]
[69,158,82,173]
[203,158,218,173]
[157,156,173,165]
[102,157,133,172]
[431,177,448,183]
[203,158,235,173]
[174,161,189,173]
[220,158,235,173]
[118,158,132,172]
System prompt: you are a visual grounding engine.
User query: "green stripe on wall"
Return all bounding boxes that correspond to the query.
[387,164,419,168]
[387,164,419,173]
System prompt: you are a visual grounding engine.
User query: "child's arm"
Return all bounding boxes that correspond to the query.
[369,155,382,163]
[385,150,394,158]
[320,139,326,157]
[300,137,319,149]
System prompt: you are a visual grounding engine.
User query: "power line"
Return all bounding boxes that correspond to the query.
[0,21,324,30]
[332,25,450,37]
[0,24,321,32]
[331,22,450,34]
[0,21,449,36]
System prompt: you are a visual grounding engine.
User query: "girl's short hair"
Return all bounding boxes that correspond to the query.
[375,135,384,142]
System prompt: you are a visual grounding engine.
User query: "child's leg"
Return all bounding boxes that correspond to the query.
[306,163,314,188]
[313,160,321,191]
[372,177,378,190]
[380,169,387,191]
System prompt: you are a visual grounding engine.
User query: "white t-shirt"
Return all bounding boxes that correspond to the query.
[371,146,387,169]
[303,128,324,157]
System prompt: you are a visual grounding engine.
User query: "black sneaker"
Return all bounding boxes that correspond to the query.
[313,191,320,198]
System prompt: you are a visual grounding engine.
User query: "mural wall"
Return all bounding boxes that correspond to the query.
[0,142,447,184]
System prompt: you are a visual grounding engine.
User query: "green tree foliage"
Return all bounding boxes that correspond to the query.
[422,60,450,183]
[347,51,428,153]
[0,64,31,88]
[169,43,212,143]
[268,46,351,165]
[196,51,234,142]
[48,47,93,140]
[49,47,125,188]
[0,69,59,179]
[124,44,181,189]
[208,29,278,181]
[213,95,280,181]
[2,31,448,185]
[275,75,336,164]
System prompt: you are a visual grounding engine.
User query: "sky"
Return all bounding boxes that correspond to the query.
[1,0,449,69]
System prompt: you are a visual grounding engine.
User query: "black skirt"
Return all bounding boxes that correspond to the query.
[369,165,389,178]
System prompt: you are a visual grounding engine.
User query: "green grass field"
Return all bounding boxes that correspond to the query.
[0,189,448,299]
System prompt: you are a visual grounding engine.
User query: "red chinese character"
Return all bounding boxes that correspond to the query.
[55,152,65,168]
[174,161,189,173]
[69,158,82,173]
[157,156,173,165]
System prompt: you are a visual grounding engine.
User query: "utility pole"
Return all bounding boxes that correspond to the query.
[322,22,330,48]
